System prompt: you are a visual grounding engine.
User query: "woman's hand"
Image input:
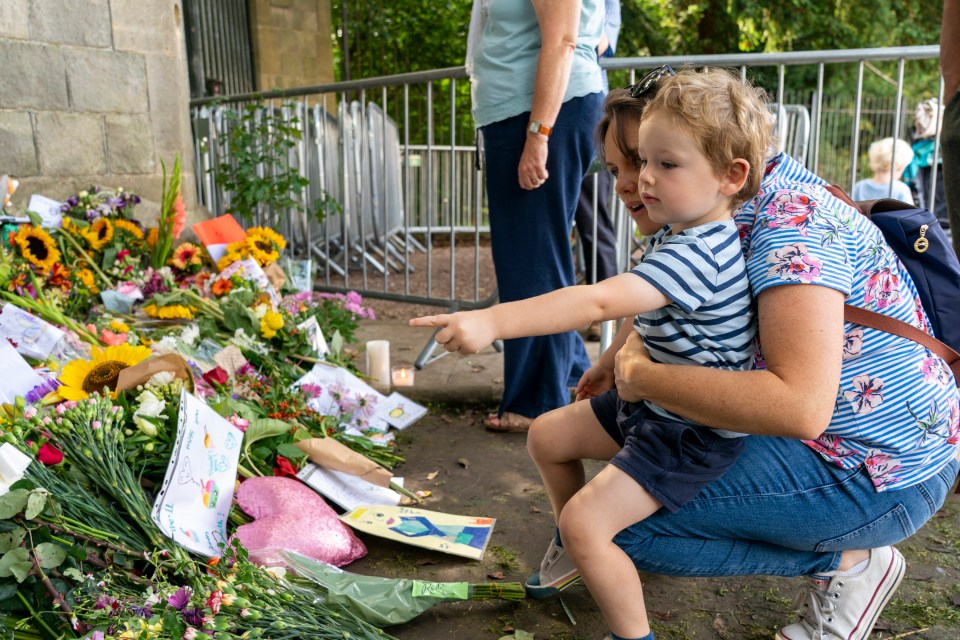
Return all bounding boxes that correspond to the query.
[614,331,653,403]
[519,134,549,190]
[575,364,615,401]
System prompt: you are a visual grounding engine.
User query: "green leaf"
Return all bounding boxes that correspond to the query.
[9,477,37,492]
[8,560,31,582]
[0,582,17,600]
[330,330,344,356]
[0,527,25,554]
[275,442,307,461]
[0,489,30,519]
[0,547,30,579]
[34,542,66,569]
[25,210,42,227]
[62,567,83,581]
[67,544,87,563]
[24,490,47,520]
[244,418,291,448]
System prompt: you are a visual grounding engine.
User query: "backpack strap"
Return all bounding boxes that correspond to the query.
[843,304,960,382]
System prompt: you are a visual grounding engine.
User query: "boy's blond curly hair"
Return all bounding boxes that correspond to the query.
[642,68,773,205]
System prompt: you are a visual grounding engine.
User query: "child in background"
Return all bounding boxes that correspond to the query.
[853,137,915,203]
[412,68,772,640]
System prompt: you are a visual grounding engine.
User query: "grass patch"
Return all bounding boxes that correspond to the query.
[882,590,960,628]
[488,544,522,572]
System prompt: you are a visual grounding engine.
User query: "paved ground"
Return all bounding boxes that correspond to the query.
[350,313,960,640]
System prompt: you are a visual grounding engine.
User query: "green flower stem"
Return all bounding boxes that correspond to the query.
[58,229,115,289]
[0,289,100,345]
[14,592,60,640]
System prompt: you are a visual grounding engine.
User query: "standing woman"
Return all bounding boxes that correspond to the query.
[466,0,605,432]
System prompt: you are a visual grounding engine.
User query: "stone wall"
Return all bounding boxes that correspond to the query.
[249,0,335,92]
[0,0,197,219]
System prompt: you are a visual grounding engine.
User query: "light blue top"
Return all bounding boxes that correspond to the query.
[852,178,915,205]
[471,0,604,127]
[631,220,756,436]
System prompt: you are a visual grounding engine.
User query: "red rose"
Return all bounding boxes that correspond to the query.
[202,366,229,388]
[272,455,299,478]
[37,442,64,465]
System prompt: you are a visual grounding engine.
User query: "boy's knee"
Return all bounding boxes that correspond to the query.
[526,414,553,461]
[557,493,596,551]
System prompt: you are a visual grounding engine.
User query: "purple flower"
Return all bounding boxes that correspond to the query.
[181,606,205,627]
[300,383,322,399]
[129,602,154,618]
[25,378,61,404]
[167,586,191,611]
[91,632,105,640]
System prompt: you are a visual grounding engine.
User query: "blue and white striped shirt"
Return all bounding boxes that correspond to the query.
[738,153,960,491]
[631,219,757,434]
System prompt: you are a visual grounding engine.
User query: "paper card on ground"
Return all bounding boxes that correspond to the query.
[151,389,243,557]
[284,258,313,293]
[0,304,65,360]
[0,341,44,403]
[215,258,281,306]
[374,393,427,430]
[27,195,63,228]
[297,316,329,357]
[294,363,388,431]
[340,505,495,560]
[298,462,402,511]
[192,214,247,263]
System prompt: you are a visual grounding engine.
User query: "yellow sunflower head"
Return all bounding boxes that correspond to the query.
[79,218,114,251]
[75,268,99,294]
[113,218,145,241]
[58,344,153,401]
[245,227,286,266]
[142,303,195,320]
[14,226,61,273]
[216,241,250,271]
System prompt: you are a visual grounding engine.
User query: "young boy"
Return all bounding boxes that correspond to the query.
[411,68,772,639]
[853,137,915,203]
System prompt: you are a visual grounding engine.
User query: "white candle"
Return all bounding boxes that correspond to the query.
[391,364,415,387]
[365,340,391,388]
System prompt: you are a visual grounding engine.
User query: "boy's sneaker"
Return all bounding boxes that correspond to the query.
[776,546,905,640]
[524,538,582,599]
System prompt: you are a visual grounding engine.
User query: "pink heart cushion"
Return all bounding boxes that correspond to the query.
[233,476,366,568]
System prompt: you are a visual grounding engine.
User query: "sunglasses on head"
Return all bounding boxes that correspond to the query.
[625,64,677,99]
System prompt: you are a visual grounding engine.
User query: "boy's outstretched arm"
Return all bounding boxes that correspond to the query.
[409,273,670,354]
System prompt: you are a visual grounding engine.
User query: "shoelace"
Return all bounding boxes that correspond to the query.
[793,582,839,639]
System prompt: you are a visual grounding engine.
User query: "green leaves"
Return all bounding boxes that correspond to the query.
[0,490,29,520]
[0,547,31,582]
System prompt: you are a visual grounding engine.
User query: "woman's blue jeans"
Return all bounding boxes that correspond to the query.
[614,435,959,577]
[481,93,601,418]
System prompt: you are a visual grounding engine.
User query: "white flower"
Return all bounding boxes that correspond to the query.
[153,335,179,353]
[180,324,200,347]
[146,371,176,387]
[230,328,266,354]
[252,303,269,319]
[132,389,166,437]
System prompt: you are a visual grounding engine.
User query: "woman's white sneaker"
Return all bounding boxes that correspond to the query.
[776,546,905,640]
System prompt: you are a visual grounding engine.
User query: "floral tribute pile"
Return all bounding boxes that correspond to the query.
[0,163,521,639]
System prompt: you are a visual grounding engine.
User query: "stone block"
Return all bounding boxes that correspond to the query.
[271,0,293,7]
[35,112,106,176]
[143,52,195,174]
[29,0,111,47]
[280,53,304,80]
[111,0,181,54]
[0,41,68,110]
[0,0,29,39]
[0,112,38,176]
[67,48,148,113]
[105,114,156,174]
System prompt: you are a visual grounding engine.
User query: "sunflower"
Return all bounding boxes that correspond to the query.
[142,303,195,320]
[113,218,144,240]
[58,344,153,401]
[79,217,114,251]
[75,268,99,294]
[216,240,250,271]
[170,242,203,272]
[14,226,61,272]
[245,227,286,266]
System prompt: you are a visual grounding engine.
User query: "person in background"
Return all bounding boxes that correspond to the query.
[466,0,605,432]
[942,0,960,253]
[904,98,949,227]
[574,0,622,342]
[852,137,915,203]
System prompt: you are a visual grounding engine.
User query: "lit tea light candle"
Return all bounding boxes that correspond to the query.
[365,340,391,388]
[392,364,415,387]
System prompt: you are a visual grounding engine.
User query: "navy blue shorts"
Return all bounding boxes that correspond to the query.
[590,390,745,512]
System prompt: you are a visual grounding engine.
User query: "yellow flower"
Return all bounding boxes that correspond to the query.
[79,217,114,251]
[75,268,98,294]
[58,344,153,401]
[14,226,61,272]
[216,240,250,271]
[109,319,130,333]
[259,309,284,339]
[245,226,286,266]
[113,218,145,240]
[146,226,159,249]
[170,242,203,270]
[143,303,195,320]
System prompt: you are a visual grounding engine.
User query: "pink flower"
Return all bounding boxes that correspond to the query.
[862,268,901,309]
[100,328,129,346]
[227,414,249,432]
[843,374,885,415]
[172,193,186,239]
[766,243,823,283]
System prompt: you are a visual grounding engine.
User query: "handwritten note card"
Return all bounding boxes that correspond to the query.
[341,505,495,560]
[297,463,402,512]
[151,389,243,557]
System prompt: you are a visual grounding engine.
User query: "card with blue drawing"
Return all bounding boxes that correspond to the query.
[150,389,243,557]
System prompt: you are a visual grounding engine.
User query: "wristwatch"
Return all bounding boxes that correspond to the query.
[527,120,553,137]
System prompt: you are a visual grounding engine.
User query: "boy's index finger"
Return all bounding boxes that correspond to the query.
[409,315,448,328]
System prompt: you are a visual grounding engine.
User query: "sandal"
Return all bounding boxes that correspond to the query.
[484,412,533,433]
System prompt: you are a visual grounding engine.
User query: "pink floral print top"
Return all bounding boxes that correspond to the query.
[736,154,960,491]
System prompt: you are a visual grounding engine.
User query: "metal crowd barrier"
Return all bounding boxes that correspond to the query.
[189,45,943,364]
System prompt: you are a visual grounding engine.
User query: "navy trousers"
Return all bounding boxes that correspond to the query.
[481,92,602,418]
